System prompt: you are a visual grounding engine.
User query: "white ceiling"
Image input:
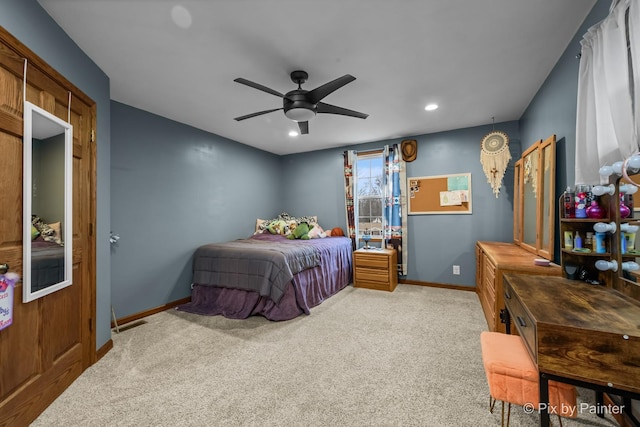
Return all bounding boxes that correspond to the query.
[38,0,596,155]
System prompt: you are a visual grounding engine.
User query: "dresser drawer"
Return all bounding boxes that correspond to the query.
[483,258,496,291]
[504,280,537,363]
[479,289,495,329]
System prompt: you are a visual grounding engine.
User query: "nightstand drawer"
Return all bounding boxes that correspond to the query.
[354,254,390,269]
[355,267,390,284]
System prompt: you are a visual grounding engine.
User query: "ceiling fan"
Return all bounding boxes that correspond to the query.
[233,70,368,135]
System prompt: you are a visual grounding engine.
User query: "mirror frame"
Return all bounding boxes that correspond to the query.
[23,101,73,303]
[514,135,556,260]
[513,159,522,245]
[537,135,556,260]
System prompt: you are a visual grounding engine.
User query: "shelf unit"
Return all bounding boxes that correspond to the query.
[558,193,614,285]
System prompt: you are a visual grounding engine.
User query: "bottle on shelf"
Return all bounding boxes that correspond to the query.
[563,186,575,218]
[624,192,634,218]
[585,231,594,250]
[620,193,631,219]
[586,199,605,219]
[595,232,607,254]
[564,231,573,249]
[575,185,590,218]
[574,232,582,249]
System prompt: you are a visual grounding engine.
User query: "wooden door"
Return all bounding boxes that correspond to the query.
[0,28,96,426]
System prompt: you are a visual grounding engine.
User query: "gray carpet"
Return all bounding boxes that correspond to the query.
[32,285,619,426]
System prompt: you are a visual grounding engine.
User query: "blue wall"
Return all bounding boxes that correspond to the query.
[0,0,112,349]
[110,102,283,317]
[520,0,610,263]
[282,121,520,286]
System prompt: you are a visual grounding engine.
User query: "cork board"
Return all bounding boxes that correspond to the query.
[408,173,472,215]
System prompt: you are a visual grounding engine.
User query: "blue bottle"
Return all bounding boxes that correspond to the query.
[595,232,606,254]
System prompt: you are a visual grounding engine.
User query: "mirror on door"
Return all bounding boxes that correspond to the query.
[23,101,73,302]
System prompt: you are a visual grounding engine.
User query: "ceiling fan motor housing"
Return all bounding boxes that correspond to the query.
[283,89,316,122]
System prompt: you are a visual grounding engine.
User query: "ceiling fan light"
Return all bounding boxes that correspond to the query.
[285,108,316,122]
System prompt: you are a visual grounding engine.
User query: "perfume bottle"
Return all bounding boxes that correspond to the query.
[586,200,605,219]
[563,187,575,218]
[621,193,631,219]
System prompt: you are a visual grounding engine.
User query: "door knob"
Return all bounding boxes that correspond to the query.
[0,264,8,274]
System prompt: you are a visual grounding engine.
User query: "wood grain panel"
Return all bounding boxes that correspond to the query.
[538,324,640,392]
[0,67,22,118]
[0,132,22,246]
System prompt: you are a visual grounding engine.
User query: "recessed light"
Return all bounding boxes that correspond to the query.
[425,103,439,111]
[288,130,299,137]
[171,5,192,29]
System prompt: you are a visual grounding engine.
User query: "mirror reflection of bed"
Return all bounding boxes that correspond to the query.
[31,132,65,292]
[30,215,64,292]
[23,101,72,302]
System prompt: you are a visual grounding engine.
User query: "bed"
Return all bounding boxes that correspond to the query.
[177,232,353,320]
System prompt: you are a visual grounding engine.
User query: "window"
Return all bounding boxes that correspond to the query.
[356,152,384,241]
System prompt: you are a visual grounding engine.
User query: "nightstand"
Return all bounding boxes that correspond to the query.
[353,248,398,292]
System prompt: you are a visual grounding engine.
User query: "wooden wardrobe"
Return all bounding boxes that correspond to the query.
[0,27,97,425]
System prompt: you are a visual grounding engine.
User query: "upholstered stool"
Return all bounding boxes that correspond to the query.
[480,331,577,426]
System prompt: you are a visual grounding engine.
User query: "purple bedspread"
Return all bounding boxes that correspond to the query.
[177,234,353,321]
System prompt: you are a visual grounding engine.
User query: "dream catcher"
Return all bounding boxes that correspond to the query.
[480,129,511,198]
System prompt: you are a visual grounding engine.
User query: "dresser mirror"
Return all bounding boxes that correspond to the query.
[520,142,539,254]
[513,135,556,260]
[23,101,73,303]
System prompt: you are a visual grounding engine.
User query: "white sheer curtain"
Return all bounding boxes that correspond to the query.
[575,0,637,185]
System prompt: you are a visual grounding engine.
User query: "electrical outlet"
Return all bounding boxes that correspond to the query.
[453,265,460,275]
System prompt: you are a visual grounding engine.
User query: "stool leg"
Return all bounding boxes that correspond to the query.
[506,402,511,427]
[557,414,563,427]
[489,396,496,413]
[501,401,505,427]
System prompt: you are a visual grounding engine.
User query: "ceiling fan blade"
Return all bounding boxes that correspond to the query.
[234,108,283,121]
[317,102,368,119]
[306,74,356,104]
[298,121,309,135]
[234,78,284,98]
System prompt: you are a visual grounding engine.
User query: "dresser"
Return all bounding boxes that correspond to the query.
[476,242,562,333]
[503,273,640,427]
[353,248,397,291]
